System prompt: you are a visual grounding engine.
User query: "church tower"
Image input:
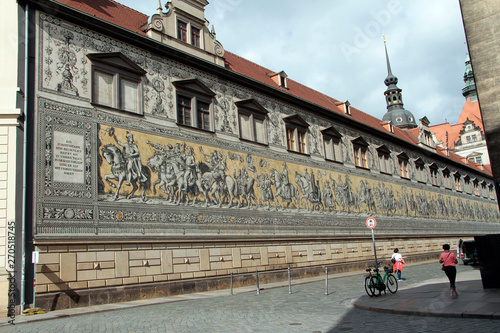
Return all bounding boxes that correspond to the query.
[462,54,477,102]
[381,41,417,129]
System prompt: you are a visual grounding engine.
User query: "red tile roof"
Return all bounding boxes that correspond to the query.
[55,0,149,35]
[430,98,482,150]
[51,0,490,176]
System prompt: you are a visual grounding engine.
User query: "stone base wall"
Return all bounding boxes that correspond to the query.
[31,236,462,311]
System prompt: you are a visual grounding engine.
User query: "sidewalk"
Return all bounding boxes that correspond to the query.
[352,269,500,319]
[1,265,498,327]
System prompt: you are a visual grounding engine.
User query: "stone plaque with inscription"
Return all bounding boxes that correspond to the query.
[53,131,85,183]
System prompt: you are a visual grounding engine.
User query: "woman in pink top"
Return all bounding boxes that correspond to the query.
[439,244,459,297]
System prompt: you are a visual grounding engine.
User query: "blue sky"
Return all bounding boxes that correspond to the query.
[119,0,469,126]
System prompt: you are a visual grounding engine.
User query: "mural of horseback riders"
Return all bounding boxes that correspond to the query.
[98,126,500,222]
[101,128,151,201]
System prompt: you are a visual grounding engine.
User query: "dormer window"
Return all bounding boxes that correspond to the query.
[284,115,309,154]
[177,21,188,42]
[176,19,203,48]
[191,27,201,47]
[270,71,288,88]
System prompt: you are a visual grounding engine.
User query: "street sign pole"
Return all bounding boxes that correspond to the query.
[366,217,378,268]
[371,228,378,268]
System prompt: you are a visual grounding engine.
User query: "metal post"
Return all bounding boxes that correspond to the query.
[371,228,378,268]
[325,267,328,295]
[33,266,36,308]
[256,269,260,295]
[230,272,233,296]
[288,267,292,294]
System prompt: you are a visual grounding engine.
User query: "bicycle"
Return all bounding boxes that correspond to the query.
[364,263,398,297]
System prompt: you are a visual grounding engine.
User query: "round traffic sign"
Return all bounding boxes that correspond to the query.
[366,217,376,229]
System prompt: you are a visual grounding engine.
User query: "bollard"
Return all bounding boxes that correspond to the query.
[230,272,233,296]
[256,269,260,295]
[325,267,328,295]
[288,266,292,294]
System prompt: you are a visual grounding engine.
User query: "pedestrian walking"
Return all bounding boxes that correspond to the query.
[440,243,458,297]
[391,248,406,281]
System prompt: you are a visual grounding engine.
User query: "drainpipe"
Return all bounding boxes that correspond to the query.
[20,2,30,313]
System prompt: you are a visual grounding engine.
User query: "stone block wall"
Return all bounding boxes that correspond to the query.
[33,236,460,309]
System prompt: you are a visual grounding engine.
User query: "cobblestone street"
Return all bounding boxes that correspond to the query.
[3,262,499,333]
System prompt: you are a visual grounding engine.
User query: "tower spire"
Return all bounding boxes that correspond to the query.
[381,38,417,129]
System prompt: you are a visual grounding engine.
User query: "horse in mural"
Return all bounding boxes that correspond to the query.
[295,170,322,212]
[331,175,357,212]
[269,168,299,210]
[320,180,336,212]
[234,168,257,209]
[357,180,376,214]
[147,152,200,206]
[101,144,151,201]
[195,162,238,208]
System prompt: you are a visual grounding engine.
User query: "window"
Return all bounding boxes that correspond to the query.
[88,53,146,115]
[352,137,368,169]
[398,152,410,179]
[442,168,452,189]
[172,79,215,131]
[464,175,471,194]
[322,127,343,163]
[236,99,268,145]
[284,115,309,154]
[466,136,471,143]
[177,19,203,48]
[270,71,288,88]
[191,27,200,47]
[177,21,188,42]
[472,134,477,142]
[429,163,439,186]
[454,172,462,192]
[476,156,483,165]
[377,145,391,174]
[415,158,426,183]
[473,179,480,196]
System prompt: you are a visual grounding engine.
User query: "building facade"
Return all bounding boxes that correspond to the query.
[2,0,500,314]
[460,0,500,202]
[431,55,490,166]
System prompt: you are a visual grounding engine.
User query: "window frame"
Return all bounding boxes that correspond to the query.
[284,115,309,155]
[321,127,343,163]
[377,145,391,174]
[176,17,204,49]
[235,99,269,145]
[172,79,215,132]
[87,53,146,115]
[415,158,426,184]
[352,137,369,169]
[398,152,410,179]
[429,163,439,187]
[454,172,462,192]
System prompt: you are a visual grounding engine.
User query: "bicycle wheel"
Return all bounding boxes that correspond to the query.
[369,276,382,296]
[364,276,374,297]
[386,274,398,294]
